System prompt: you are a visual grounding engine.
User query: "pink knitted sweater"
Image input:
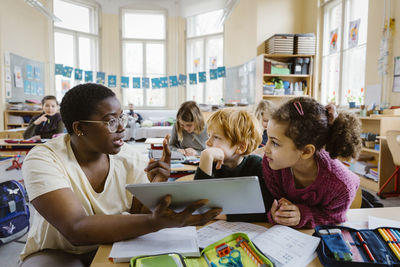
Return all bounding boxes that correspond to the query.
[262,150,359,228]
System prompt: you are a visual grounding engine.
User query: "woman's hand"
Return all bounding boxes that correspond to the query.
[34,114,48,125]
[270,198,301,227]
[148,195,222,230]
[145,135,171,182]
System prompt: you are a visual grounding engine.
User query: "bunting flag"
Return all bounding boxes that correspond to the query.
[85,71,93,82]
[179,74,187,86]
[121,76,129,88]
[74,69,83,80]
[160,77,168,88]
[132,77,141,88]
[96,72,105,84]
[108,75,117,87]
[189,73,197,85]
[142,77,150,88]
[217,66,226,78]
[55,64,64,75]
[63,66,73,78]
[210,69,218,80]
[198,72,206,83]
[151,78,160,89]
[169,75,178,87]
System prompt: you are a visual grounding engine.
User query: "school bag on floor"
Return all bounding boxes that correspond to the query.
[0,180,30,245]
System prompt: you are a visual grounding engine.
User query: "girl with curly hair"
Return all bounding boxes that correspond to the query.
[263,97,362,228]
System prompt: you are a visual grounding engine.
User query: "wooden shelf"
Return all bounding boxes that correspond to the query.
[361,147,380,155]
[264,74,311,78]
[4,110,42,130]
[6,110,42,114]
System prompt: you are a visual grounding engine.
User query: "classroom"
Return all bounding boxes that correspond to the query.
[1,0,400,266]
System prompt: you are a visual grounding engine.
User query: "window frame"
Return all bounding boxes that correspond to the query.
[120,8,167,109]
[185,10,224,104]
[53,0,100,99]
[320,0,368,106]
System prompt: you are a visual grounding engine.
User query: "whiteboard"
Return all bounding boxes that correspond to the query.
[225,57,256,104]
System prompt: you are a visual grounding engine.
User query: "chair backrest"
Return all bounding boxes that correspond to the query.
[350,186,362,209]
[387,130,400,166]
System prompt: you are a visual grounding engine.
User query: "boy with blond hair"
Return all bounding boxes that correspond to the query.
[194,108,273,222]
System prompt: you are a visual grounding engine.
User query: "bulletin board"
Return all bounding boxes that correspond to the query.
[224,57,256,104]
[5,52,45,103]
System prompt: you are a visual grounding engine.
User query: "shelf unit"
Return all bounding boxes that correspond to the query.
[357,116,400,192]
[4,110,42,130]
[255,54,314,105]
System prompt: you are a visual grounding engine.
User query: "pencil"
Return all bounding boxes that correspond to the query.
[378,228,400,261]
[356,231,375,262]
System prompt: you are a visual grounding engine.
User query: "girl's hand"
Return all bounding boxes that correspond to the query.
[177,149,186,155]
[184,148,197,156]
[270,198,301,226]
[148,195,222,230]
[34,114,48,125]
[145,135,171,182]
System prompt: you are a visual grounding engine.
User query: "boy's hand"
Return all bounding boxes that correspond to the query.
[199,147,225,176]
[270,198,301,227]
[34,114,48,125]
[145,135,171,182]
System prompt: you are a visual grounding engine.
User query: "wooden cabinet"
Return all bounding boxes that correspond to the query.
[255,54,314,105]
[4,110,42,130]
[358,116,400,192]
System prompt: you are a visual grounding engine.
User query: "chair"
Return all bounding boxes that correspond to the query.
[377,130,400,198]
[350,186,362,209]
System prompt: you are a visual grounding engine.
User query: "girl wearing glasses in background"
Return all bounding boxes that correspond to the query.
[23,95,65,140]
[19,84,221,267]
[169,100,208,156]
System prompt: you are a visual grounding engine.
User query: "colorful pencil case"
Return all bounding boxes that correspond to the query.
[130,232,274,267]
[314,225,400,266]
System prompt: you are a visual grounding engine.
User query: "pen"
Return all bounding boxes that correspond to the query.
[356,231,375,262]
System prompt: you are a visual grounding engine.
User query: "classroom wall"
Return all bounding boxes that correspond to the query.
[0,0,53,131]
[365,0,400,106]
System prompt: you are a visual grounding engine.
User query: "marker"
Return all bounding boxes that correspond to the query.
[356,231,375,262]
[383,229,400,259]
[378,228,400,261]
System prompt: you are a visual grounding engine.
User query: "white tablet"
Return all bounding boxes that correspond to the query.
[126,176,265,215]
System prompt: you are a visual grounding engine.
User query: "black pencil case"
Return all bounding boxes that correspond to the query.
[314,225,400,266]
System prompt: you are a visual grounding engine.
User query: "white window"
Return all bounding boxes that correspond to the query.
[53,0,99,100]
[321,0,368,106]
[121,10,167,108]
[186,10,224,104]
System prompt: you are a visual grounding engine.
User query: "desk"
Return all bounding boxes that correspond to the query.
[145,138,164,150]
[0,139,40,153]
[90,207,400,267]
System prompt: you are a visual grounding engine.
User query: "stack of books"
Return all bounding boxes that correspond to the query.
[264,34,294,54]
[294,33,316,55]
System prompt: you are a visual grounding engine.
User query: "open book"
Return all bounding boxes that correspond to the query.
[109,227,200,263]
[197,221,320,267]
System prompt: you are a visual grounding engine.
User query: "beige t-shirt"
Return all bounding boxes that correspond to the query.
[20,135,149,261]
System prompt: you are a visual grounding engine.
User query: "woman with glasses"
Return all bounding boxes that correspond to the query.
[19,83,221,267]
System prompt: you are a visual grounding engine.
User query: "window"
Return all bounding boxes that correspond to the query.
[186,10,224,104]
[321,0,368,106]
[121,10,166,108]
[53,0,99,100]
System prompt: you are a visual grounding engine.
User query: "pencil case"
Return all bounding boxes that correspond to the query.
[314,225,400,266]
[130,232,274,267]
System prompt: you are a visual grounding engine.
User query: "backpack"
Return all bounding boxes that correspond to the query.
[0,180,30,245]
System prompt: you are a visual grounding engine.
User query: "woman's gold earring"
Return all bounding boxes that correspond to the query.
[77,132,83,136]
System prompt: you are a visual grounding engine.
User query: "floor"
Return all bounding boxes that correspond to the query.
[1,140,400,266]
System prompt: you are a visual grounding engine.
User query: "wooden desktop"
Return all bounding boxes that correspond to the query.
[90,207,400,267]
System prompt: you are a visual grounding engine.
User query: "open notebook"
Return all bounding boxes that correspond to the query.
[151,149,185,161]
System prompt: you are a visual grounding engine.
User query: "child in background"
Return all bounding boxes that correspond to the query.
[263,97,361,228]
[195,108,273,222]
[252,100,276,156]
[169,101,208,156]
[23,95,64,140]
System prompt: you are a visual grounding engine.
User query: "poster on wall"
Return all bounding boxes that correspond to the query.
[393,57,400,93]
[26,64,33,80]
[209,56,217,69]
[4,51,10,66]
[14,66,23,88]
[329,28,338,53]
[5,68,11,82]
[5,83,11,98]
[348,19,360,48]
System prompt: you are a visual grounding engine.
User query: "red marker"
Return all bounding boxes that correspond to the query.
[356,232,375,262]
